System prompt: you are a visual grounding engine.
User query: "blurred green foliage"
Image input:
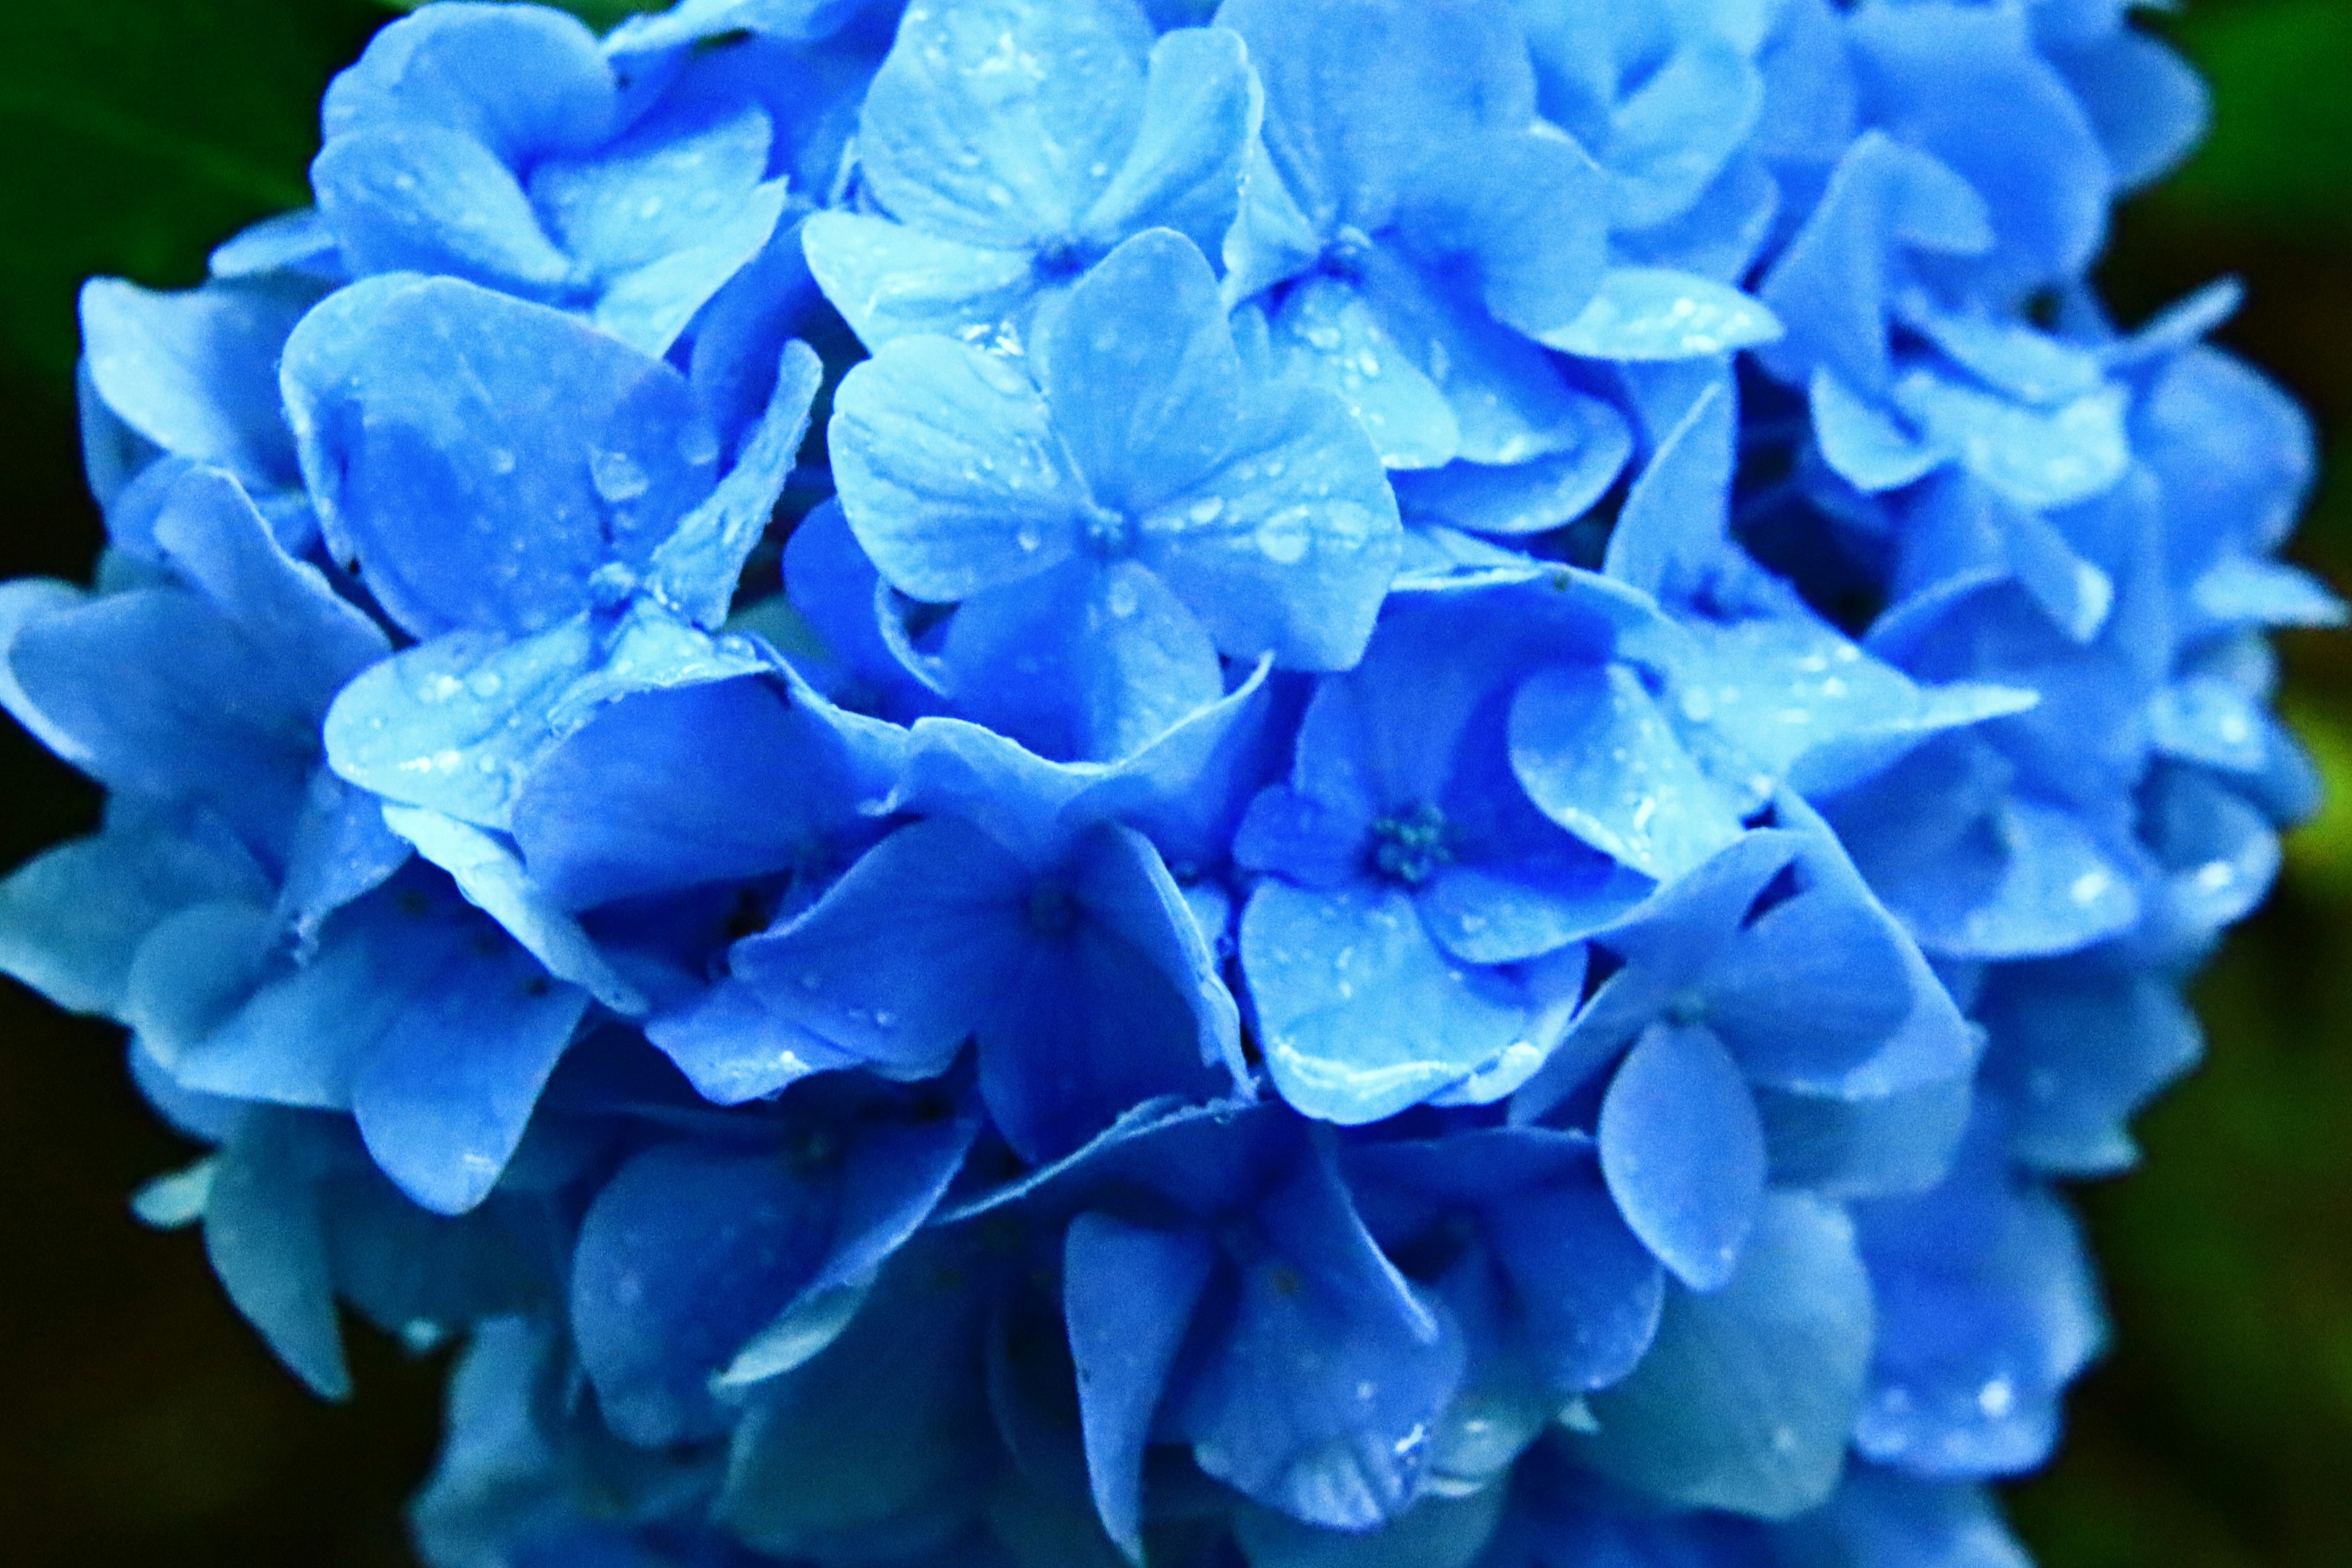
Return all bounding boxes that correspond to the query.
[0,0,2346,1564]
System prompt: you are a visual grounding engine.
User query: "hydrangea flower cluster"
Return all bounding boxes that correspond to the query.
[2,1,2335,1564]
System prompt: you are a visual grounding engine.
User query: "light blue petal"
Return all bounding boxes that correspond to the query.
[1240,880,1531,1124]
[1575,1194,1874,1518]
[647,976,868,1106]
[1599,1022,1766,1292]
[1537,268,1782,361]
[0,818,268,1017]
[647,341,826,627]
[1811,366,1946,493]
[1887,371,2128,513]
[1393,127,1608,339]
[281,274,716,638]
[1268,276,1460,470]
[1604,377,1733,599]
[858,0,1155,247]
[1063,1213,1218,1557]
[1044,229,1245,512]
[276,769,416,951]
[1602,38,1763,230]
[1393,404,1631,538]
[1139,382,1401,669]
[312,123,574,293]
[1079,27,1261,257]
[829,337,1092,601]
[592,181,792,358]
[1215,0,1536,236]
[1509,662,1745,881]
[1355,249,1596,467]
[321,2,617,164]
[530,99,774,275]
[801,210,1038,349]
[79,276,311,487]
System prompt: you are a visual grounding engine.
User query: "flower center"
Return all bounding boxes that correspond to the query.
[1033,236,1095,279]
[1318,225,1376,284]
[1370,803,1455,886]
[1084,505,1137,559]
[1027,881,1082,937]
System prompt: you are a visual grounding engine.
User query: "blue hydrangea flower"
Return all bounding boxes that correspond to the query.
[0,1,2329,1565]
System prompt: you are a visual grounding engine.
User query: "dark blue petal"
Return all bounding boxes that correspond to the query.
[730,817,1031,1076]
[203,1108,350,1398]
[1063,1213,1218,1557]
[1174,1142,1464,1530]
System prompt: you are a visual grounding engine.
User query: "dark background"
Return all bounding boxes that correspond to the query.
[0,1,2345,1563]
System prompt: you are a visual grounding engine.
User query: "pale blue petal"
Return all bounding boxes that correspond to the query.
[1509,662,1745,881]
[312,124,574,293]
[591,181,791,358]
[1393,404,1631,538]
[1268,276,1460,470]
[858,0,1155,247]
[530,99,774,274]
[1599,1022,1766,1292]
[1574,1194,1874,1518]
[320,3,617,164]
[281,274,716,638]
[1139,382,1401,669]
[1537,268,1782,361]
[801,210,1038,349]
[79,276,311,487]
[1079,28,1261,257]
[647,341,825,627]
[829,337,1091,601]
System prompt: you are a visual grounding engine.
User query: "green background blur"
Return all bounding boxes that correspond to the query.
[0,1,2345,1562]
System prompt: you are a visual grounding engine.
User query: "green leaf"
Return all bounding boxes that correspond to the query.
[2152,0,2352,236]
[377,0,669,30]
[0,0,387,381]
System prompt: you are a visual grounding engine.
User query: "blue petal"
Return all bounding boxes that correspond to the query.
[1509,662,1745,881]
[312,124,573,293]
[857,0,1155,247]
[1393,406,1631,538]
[514,672,897,910]
[1215,0,1536,236]
[1887,372,2128,513]
[321,2,617,164]
[530,99,772,276]
[1978,962,2197,1178]
[590,181,793,359]
[1811,367,1945,493]
[1604,377,1733,599]
[1240,880,1532,1124]
[1063,1213,1218,1556]
[1394,127,1607,339]
[350,921,592,1214]
[1042,229,1243,514]
[1757,1078,1975,1202]
[1599,38,1763,230]
[324,604,769,831]
[1599,1022,1766,1292]
[0,817,268,1017]
[281,274,717,638]
[1354,250,1597,467]
[276,771,415,951]
[729,817,1031,1076]
[1139,381,1401,670]
[381,805,647,1015]
[1702,889,1913,1090]
[646,976,867,1106]
[1471,1138,1666,1393]
[1174,1142,1463,1531]
[1234,1490,1505,1568]
[1574,1194,1874,1518]
[1268,276,1461,470]
[802,211,1039,349]
[573,1140,839,1444]
[79,276,311,487]
[1078,28,1261,258]
[646,341,826,628]
[829,337,1091,602]
[1537,268,1782,361]
[203,1109,351,1398]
